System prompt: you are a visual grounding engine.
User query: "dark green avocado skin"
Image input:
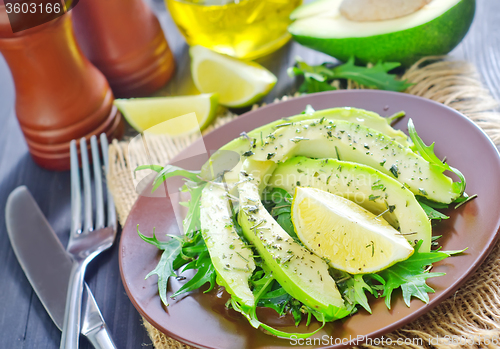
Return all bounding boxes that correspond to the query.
[291,0,475,67]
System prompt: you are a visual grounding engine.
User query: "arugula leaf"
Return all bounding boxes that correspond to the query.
[138,226,182,306]
[386,111,406,125]
[262,188,298,239]
[135,164,201,193]
[417,201,449,221]
[249,264,305,326]
[340,274,375,314]
[173,229,206,269]
[415,195,449,209]
[408,119,466,196]
[258,281,303,323]
[276,214,297,238]
[288,60,334,81]
[230,262,324,339]
[171,250,217,298]
[136,162,214,306]
[136,163,206,237]
[300,77,337,93]
[182,181,207,236]
[331,57,412,91]
[420,203,449,221]
[262,187,292,205]
[258,283,291,312]
[230,298,325,339]
[288,61,337,93]
[139,225,217,305]
[288,56,412,94]
[135,164,164,173]
[454,193,478,209]
[374,240,451,308]
[415,196,451,220]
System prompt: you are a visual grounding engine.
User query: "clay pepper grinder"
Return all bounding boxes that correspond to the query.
[71,0,175,98]
[0,4,124,171]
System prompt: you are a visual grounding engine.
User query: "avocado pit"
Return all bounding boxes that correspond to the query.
[339,0,432,21]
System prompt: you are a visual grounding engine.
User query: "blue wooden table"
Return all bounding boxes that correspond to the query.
[0,0,499,348]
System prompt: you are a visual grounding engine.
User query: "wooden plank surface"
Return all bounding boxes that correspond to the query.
[0,0,498,348]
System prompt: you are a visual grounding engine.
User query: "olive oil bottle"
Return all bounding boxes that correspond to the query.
[166,0,302,60]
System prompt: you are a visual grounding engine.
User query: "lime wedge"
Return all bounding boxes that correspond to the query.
[114,93,219,133]
[292,187,414,274]
[190,45,277,108]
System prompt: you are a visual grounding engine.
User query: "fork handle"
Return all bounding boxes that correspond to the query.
[61,260,87,349]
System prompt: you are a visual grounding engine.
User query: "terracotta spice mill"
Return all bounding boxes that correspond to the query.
[0,6,123,170]
[0,0,175,170]
[71,0,175,98]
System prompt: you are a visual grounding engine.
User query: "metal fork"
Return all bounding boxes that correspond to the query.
[60,134,117,349]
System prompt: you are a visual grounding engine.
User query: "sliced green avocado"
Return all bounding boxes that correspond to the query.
[200,183,255,309]
[201,107,411,189]
[208,107,410,162]
[237,160,349,321]
[247,118,460,204]
[288,0,475,66]
[269,156,432,252]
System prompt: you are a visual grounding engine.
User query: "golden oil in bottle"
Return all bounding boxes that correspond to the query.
[166,0,302,60]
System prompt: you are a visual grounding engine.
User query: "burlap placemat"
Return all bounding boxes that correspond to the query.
[107,57,500,349]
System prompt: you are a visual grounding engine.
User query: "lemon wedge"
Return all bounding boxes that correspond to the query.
[291,187,414,274]
[114,93,219,133]
[190,45,277,108]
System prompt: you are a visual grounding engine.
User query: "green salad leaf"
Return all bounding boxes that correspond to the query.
[338,274,374,314]
[135,164,201,192]
[419,202,450,221]
[374,240,452,308]
[138,225,217,306]
[230,298,325,339]
[331,58,412,91]
[408,119,466,196]
[250,265,304,326]
[229,263,324,339]
[287,59,336,93]
[172,250,217,298]
[335,241,464,313]
[262,188,297,239]
[136,164,214,306]
[288,57,412,94]
[415,196,449,221]
[182,181,206,236]
[138,227,181,306]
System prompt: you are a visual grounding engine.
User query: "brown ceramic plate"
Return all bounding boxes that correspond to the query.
[119,90,500,349]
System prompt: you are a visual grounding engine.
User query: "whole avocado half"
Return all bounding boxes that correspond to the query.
[289,0,475,67]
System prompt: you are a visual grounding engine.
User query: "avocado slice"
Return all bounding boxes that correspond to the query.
[269,156,432,252]
[288,0,475,66]
[201,107,411,191]
[247,118,460,204]
[237,159,349,321]
[200,183,255,309]
[207,107,410,163]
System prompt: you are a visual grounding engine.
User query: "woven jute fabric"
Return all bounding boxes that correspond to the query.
[107,57,500,349]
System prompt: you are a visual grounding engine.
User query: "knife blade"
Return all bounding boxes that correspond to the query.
[5,186,116,349]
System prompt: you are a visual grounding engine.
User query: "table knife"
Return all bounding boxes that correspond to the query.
[5,186,116,349]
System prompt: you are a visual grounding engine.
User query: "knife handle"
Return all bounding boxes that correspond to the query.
[85,324,117,349]
[81,284,117,349]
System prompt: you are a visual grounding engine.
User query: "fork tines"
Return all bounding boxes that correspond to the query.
[69,134,116,236]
